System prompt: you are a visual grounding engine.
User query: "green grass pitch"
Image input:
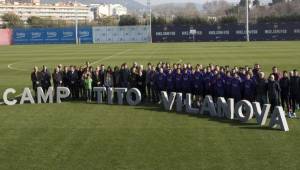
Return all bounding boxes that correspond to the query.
[0,41,300,170]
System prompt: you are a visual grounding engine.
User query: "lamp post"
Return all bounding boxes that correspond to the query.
[246,0,250,42]
[147,0,152,43]
[74,0,79,44]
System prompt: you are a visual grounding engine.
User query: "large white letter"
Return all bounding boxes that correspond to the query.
[93,87,106,104]
[200,95,216,116]
[56,87,70,103]
[126,88,141,106]
[216,97,234,119]
[176,93,183,112]
[20,87,35,104]
[235,100,253,122]
[107,87,114,104]
[161,91,176,111]
[3,88,17,106]
[115,88,127,105]
[185,93,199,114]
[252,102,271,126]
[269,106,289,132]
[37,87,54,104]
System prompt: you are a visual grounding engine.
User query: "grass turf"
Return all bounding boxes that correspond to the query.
[0,41,300,170]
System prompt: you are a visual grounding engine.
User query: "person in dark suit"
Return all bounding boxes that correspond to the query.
[41,65,51,93]
[99,65,106,87]
[52,67,62,98]
[137,66,146,101]
[77,66,85,99]
[279,71,291,115]
[62,66,69,88]
[129,67,138,88]
[290,70,299,118]
[268,74,281,113]
[120,63,130,88]
[68,66,78,99]
[113,66,120,88]
[31,66,42,97]
[256,72,268,107]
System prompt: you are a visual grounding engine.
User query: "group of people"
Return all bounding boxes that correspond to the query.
[31,61,300,118]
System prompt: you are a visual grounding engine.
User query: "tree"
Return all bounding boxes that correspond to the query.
[203,0,232,16]
[253,0,261,6]
[95,16,118,26]
[27,16,43,27]
[172,16,209,26]
[27,16,69,28]
[272,0,285,5]
[218,16,238,24]
[119,15,138,26]
[239,0,246,6]
[1,13,23,28]
[152,16,167,25]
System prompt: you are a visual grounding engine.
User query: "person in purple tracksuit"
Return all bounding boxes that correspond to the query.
[204,68,213,97]
[150,67,158,102]
[166,69,175,93]
[182,69,192,98]
[192,67,204,99]
[231,73,242,102]
[224,71,232,99]
[242,73,256,102]
[239,68,247,83]
[175,68,182,93]
[155,68,167,101]
[214,73,225,101]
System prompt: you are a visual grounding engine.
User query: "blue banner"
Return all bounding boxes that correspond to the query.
[13,27,93,44]
[152,22,300,42]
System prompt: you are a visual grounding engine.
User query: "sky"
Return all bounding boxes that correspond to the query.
[135,0,240,5]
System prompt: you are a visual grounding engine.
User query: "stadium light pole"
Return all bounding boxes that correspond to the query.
[147,0,152,43]
[246,0,250,42]
[74,0,79,45]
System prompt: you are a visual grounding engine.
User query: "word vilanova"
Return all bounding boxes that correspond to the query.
[1,87,289,132]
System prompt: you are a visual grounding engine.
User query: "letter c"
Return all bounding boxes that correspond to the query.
[3,88,17,106]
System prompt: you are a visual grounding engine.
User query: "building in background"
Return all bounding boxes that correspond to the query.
[91,4,127,18]
[5,0,40,4]
[0,3,93,22]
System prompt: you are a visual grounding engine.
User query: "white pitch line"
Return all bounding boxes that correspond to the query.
[90,49,132,66]
[7,58,47,72]
[8,62,28,71]
[177,59,183,63]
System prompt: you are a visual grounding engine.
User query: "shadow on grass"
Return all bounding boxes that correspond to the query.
[133,104,282,132]
[0,98,285,132]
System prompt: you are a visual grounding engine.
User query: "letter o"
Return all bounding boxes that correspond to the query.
[235,100,254,122]
[126,88,141,106]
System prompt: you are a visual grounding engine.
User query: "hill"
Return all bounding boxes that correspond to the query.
[41,0,146,13]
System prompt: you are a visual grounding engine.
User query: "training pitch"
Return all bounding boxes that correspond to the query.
[0,41,300,170]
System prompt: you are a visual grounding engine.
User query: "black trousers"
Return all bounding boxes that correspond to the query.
[290,95,298,113]
[281,94,290,112]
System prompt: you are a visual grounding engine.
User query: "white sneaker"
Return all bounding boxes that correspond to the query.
[293,112,297,118]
